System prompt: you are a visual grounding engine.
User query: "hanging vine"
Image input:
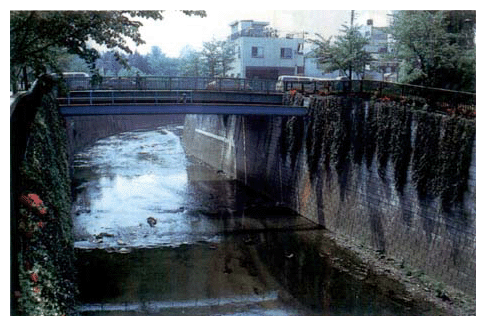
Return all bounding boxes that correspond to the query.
[412,111,443,200]
[389,104,412,195]
[438,117,475,212]
[282,93,474,212]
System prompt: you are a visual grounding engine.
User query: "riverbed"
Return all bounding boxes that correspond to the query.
[71,125,466,315]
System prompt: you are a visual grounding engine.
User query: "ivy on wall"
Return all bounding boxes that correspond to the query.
[14,92,77,315]
[281,94,475,213]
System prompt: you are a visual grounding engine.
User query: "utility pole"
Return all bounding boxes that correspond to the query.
[349,10,355,80]
[302,30,307,76]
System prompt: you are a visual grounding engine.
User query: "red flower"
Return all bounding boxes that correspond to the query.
[20,194,42,207]
[29,194,43,206]
[37,221,45,229]
[20,193,47,215]
[30,272,39,283]
[33,286,40,293]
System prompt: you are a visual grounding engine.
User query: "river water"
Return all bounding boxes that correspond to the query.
[71,125,422,316]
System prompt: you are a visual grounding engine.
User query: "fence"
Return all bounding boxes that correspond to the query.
[56,75,476,115]
[60,76,278,93]
[283,79,476,114]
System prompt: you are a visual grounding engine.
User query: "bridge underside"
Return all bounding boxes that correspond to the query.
[59,104,308,116]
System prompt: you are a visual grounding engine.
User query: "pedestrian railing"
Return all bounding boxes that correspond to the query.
[283,79,476,114]
[56,75,475,115]
[60,76,279,93]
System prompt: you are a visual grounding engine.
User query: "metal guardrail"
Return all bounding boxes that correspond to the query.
[57,75,475,115]
[57,89,285,108]
[283,79,476,113]
[59,90,194,106]
[60,76,278,93]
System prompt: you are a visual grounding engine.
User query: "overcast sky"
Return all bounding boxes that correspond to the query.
[133,10,391,57]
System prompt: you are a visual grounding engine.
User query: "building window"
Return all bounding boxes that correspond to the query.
[297,43,304,54]
[251,46,264,58]
[280,47,292,59]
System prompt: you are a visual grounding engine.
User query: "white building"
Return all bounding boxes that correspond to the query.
[360,19,399,81]
[227,20,305,79]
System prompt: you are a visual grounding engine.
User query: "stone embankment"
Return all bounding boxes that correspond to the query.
[183,92,476,315]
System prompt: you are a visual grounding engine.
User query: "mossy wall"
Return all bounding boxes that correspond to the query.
[183,94,475,295]
[288,95,475,295]
[11,76,77,315]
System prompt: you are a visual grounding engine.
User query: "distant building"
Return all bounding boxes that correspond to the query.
[360,19,399,81]
[227,20,305,79]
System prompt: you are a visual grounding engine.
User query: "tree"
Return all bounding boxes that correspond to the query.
[179,46,206,77]
[147,46,165,75]
[220,41,236,77]
[200,38,236,78]
[309,24,372,80]
[56,52,90,74]
[128,51,151,75]
[96,51,124,77]
[201,38,222,77]
[389,10,475,91]
[10,10,206,92]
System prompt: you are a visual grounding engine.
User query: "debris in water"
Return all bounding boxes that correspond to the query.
[95,232,114,239]
[147,217,157,227]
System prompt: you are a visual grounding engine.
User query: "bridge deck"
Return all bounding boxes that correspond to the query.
[59,104,307,116]
[58,90,306,116]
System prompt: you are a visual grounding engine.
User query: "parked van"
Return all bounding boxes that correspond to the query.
[62,72,90,90]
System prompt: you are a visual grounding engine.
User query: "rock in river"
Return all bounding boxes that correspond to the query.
[147,217,157,227]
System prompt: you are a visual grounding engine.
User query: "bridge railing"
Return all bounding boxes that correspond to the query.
[284,79,476,113]
[61,76,278,93]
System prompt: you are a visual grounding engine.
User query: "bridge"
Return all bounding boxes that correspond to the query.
[12,74,476,118]
[55,75,475,117]
[57,76,308,116]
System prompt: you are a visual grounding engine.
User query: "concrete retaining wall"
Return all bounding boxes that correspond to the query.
[182,95,476,295]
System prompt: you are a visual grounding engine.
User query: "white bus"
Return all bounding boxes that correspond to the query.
[276,75,333,92]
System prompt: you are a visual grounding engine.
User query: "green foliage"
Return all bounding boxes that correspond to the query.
[280,116,306,169]
[287,95,474,210]
[179,46,208,77]
[14,92,77,315]
[309,24,372,80]
[10,10,206,91]
[390,10,475,92]
[201,38,235,77]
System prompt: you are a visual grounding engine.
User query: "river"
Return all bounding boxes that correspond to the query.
[71,125,425,316]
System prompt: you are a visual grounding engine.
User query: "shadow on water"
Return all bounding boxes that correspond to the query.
[72,126,429,316]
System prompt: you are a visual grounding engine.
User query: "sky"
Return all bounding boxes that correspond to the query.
[131,9,391,58]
